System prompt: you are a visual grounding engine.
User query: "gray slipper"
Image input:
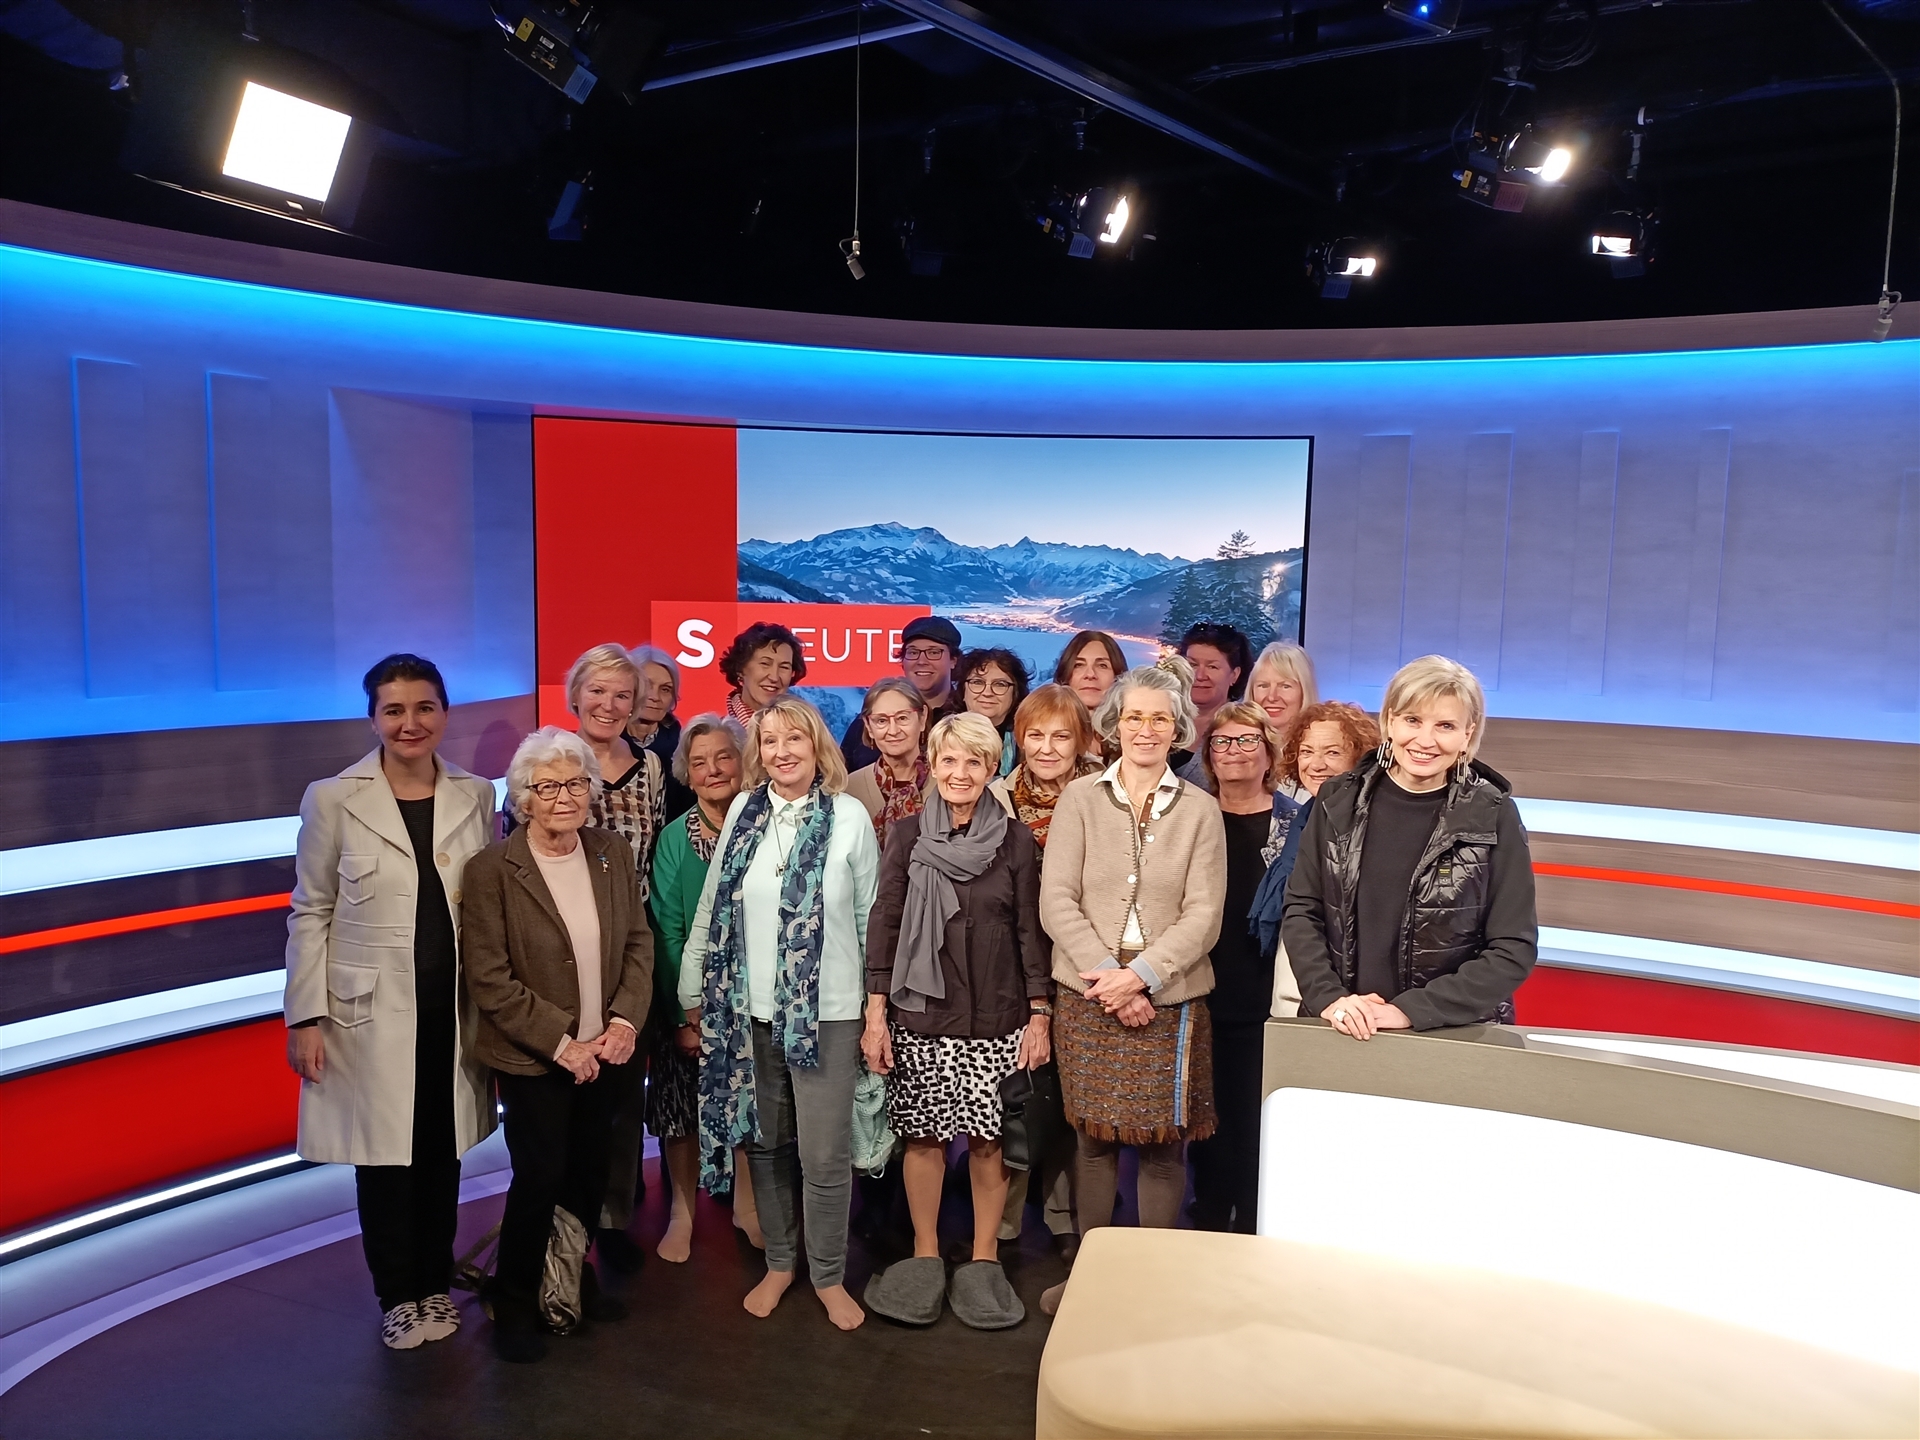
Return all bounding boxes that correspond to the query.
[864,1257,947,1326]
[948,1260,1025,1330]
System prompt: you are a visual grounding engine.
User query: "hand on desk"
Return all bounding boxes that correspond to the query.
[1320,994,1411,1041]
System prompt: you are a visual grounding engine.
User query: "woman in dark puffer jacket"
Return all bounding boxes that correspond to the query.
[1282,656,1537,1040]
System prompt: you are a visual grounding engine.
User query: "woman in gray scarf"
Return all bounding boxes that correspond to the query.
[861,713,1051,1329]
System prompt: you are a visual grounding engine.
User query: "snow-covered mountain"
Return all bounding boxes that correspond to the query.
[739,523,1186,606]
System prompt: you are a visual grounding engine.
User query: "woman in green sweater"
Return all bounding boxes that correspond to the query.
[649,713,761,1258]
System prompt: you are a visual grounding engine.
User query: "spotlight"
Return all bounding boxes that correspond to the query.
[1307,238,1381,299]
[220,82,351,203]
[499,2,670,106]
[1383,0,1462,34]
[1590,209,1654,278]
[1038,185,1136,258]
[1456,124,1575,212]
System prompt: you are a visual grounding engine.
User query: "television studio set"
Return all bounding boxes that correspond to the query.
[0,1,1914,1436]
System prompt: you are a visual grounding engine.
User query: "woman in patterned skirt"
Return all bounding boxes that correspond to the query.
[862,714,1051,1330]
[1038,657,1226,1316]
[566,643,668,1273]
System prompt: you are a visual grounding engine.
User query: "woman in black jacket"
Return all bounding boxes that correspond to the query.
[1282,656,1537,1039]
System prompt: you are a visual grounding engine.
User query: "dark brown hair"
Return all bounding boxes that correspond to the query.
[363,653,448,715]
[1052,630,1128,687]
[719,621,808,688]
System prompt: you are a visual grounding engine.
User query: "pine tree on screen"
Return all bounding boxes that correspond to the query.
[1159,565,1211,644]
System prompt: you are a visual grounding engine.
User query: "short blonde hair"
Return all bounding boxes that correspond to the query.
[565,642,640,716]
[672,712,747,786]
[1198,700,1286,793]
[1249,642,1319,713]
[1094,656,1199,751]
[1380,656,1487,761]
[506,725,601,821]
[742,696,849,795]
[927,711,1003,771]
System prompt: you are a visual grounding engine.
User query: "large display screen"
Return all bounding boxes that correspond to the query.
[533,418,1312,727]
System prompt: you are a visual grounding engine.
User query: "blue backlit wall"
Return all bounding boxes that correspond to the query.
[1,241,1915,743]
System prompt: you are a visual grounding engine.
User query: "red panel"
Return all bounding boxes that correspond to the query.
[1515,965,1920,1066]
[532,418,738,718]
[652,599,932,721]
[0,1020,297,1233]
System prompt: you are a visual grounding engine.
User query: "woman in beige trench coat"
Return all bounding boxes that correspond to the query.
[283,654,499,1351]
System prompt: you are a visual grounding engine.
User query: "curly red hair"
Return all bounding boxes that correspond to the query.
[1280,701,1381,784]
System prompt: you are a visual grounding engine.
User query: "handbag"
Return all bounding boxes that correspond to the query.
[851,1064,897,1178]
[538,1206,590,1334]
[997,1061,1063,1173]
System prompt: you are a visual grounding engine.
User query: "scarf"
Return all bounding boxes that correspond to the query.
[694,779,835,1190]
[1008,757,1102,847]
[892,790,1007,1012]
[872,756,929,844]
[724,691,756,727]
[1250,794,1312,960]
[686,805,721,864]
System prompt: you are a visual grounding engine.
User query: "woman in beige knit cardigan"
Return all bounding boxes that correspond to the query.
[1037,657,1226,1315]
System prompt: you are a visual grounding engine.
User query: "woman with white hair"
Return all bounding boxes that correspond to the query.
[1038,657,1226,1316]
[627,643,694,820]
[461,726,655,1363]
[678,697,880,1331]
[648,713,761,1259]
[1283,655,1538,1041]
[563,642,667,1271]
[861,713,1049,1330]
[1246,642,1318,798]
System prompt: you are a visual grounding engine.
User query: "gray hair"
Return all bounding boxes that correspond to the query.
[506,725,601,821]
[1094,658,1199,751]
[672,712,747,786]
[628,643,682,699]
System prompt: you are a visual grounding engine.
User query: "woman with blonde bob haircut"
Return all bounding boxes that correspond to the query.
[1282,656,1537,1045]
[862,712,1049,1329]
[678,695,877,1330]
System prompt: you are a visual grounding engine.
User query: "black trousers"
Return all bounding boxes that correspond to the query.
[495,1065,616,1303]
[1189,1017,1266,1234]
[355,1004,462,1312]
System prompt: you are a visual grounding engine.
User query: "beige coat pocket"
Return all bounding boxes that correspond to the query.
[338,852,378,906]
[326,960,379,1027]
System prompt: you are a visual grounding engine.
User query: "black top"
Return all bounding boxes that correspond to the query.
[1352,777,1449,1002]
[1208,810,1276,1026]
[396,796,458,1012]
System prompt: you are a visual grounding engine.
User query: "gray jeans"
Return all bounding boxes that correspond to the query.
[748,1018,860,1289]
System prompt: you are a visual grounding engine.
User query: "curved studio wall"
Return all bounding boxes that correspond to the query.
[1,203,1915,1247]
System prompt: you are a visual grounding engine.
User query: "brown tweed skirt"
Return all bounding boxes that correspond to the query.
[1054,986,1217,1146]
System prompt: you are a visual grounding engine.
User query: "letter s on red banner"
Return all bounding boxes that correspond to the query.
[652,600,931,719]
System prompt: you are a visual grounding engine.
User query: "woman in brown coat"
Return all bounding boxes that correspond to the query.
[861,713,1050,1330]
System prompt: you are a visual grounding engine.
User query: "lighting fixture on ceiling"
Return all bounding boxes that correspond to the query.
[1307,238,1381,299]
[1037,185,1137,258]
[1590,209,1654,278]
[1456,123,1576,212]
[1383,0,1462,35]
[498,2,670,105]
[220,82,352,204]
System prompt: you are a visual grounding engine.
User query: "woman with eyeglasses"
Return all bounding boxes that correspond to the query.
[956,647,1031,776]
[1186,701,1299,1234]
[1037,657,1225,1317]
[843,677,932,845]
[462,727,655,1363]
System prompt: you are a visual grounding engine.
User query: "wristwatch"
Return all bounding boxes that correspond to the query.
[1029,1001,1054,1017]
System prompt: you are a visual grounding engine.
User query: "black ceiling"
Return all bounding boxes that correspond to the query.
[2,0,1914,330]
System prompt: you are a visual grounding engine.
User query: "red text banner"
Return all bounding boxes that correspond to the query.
[652,601,931,719]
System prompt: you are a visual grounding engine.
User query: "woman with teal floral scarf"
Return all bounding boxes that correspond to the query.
[679,696,880,1331]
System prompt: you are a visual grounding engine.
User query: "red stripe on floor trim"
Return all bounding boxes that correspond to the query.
[1533,864,1920,919]
[0,893,293,955]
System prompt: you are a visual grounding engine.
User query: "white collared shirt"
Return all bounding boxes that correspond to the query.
[1097,760,1182,949]
[679,787,879,1023]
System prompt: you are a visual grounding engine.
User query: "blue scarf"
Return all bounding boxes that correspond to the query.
[695,779,836,1190]
[1251,795,1312,960]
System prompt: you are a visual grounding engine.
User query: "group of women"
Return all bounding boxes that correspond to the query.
[283,616,1538,1360]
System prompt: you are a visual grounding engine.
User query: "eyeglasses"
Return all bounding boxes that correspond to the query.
[902,645,949,663]
[1119,711,1175,733]
[1208,734,1264,753]
[528,776,592,800]
[866,712,920,731]
[965,676,1015,696]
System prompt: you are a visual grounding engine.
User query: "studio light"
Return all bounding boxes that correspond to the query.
[1383,0,1462,35]
[1308,238,1381,299]
[1039,185,1137,259]
[1456,124,1576,213]
[219,82,351,204]
[499,2,670,105]
[1590,209,1654,278]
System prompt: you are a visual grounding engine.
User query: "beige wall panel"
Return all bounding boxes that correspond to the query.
[1526,835,1920,907]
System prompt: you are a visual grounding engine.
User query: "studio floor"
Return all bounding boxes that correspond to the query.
[0,1156,1075,1440]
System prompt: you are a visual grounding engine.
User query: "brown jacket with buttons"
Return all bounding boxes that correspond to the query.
[866,811,1050,1038]
[460,825,654,1075]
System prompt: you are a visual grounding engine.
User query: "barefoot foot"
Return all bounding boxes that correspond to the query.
[733,1209,766,1250]
[657,1213,693,1264]
[743,1268,795,1318]
[817,1283,866,1331]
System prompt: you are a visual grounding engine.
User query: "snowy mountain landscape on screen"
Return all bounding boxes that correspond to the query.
[739,522,1303,646]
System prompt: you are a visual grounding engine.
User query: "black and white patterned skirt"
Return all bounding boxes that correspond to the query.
[886,1024,1025,1142]
[645,1032,699,1140]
